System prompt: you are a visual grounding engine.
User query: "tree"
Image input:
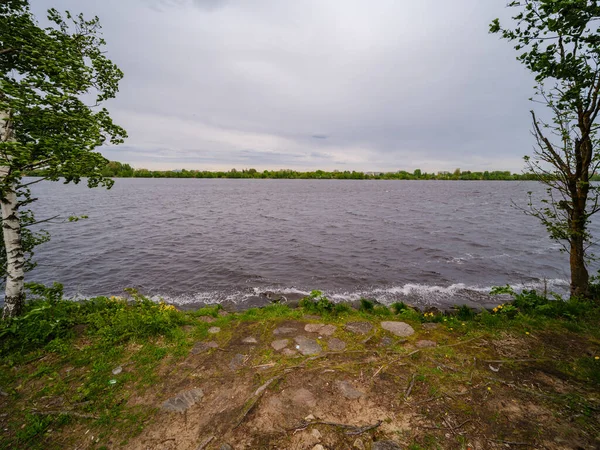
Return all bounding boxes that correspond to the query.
[491,1,600,298]
[0,1,126,318]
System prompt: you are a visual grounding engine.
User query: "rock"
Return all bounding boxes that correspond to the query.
[311,428,322,439]
[112,366,122,375]
[229,354,246,371]
[290,388,317,407]
[161,388,204,413]
[344,321,373,334]
[372,441,402,450]
[273,326,298,335]
[198,316,216,323]
[415,340,437,348]
[312,445,325,450]
[218,310,229,316]
[242,336,258,344]
[305,323,337,336]
[379,336,394,347]
[327,338,347,351]
[353,439,366,450]
[219,445,233,450]
[381,321,415,337]
[207,327,221,334]
[281,348,298,357]
[190,341,219,355]
[304,323,322,333]
[294,336,322,355]
[422,323,439,330]
[305,414,316,421]
[271,339,289,351]
[336,380,364,399]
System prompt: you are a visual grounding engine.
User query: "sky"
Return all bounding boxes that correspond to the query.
[31,0,536,172]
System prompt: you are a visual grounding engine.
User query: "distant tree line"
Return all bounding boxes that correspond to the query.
[28,161,600,181]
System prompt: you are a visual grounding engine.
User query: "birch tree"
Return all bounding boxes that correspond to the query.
[0,0,126,318]
[491,1,600,298]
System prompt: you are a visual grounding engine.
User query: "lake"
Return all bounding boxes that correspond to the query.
[27,179,587,309]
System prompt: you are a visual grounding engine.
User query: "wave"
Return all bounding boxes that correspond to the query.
[150,278,570,308]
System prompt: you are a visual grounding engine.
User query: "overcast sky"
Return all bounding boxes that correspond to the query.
[31,0,534,172]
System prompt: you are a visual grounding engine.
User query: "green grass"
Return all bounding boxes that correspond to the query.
[1,283,600,449]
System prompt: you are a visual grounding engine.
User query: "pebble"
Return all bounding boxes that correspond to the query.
[311,428,322,439]
[161,388,204,413]
[415,339,437,348]
[190,341,219,355]
[271,339,289,351]
[207,327,221,334]
[281,348,298,357]
[305,323,337,336]
[294,336,322,355]
[312,445,325,450]
[344,321,374,334]
[273,326,298,335]
[336,380,364,399]
[380,321,415,337]
[198,316,216,323]
[229,354,246,371]
[242,336,258,344]
[422,322,439,330]
[111,366,122,375]
[327,338,347,351]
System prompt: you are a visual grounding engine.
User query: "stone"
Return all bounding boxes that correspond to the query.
[344,321,373,334]
[381,321,415,337]
[218,310,229,316]
[273,326,298,335]
[190,341,219,355]
[305,323,337,336]
[291,388,317,407]
[305,414,316,421]
[161,388,204,413]
[294,336,322,355]
[327,338,346,351]
[415,339,437,348]
[312,445,325,450]
[198,316,216,323]
[271,339,289,351]
[379,336,394,347]
[281,348,298,357]
[207,327,221,334]
[229,354,246,371]
[311,429,322,439]
[372,441,402,450]
[219,445,233,450]
[242,336,258,344]
[353,439,366,450]
[112,366,122,375]
[336,380,364,399]
[422,322,439,330]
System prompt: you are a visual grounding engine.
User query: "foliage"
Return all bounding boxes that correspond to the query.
[491,1,600,297]
[0,284,185,357]
[490,285,596,320]
[0,2,127,187]
[299,290,351,315]
[34,161,543,181]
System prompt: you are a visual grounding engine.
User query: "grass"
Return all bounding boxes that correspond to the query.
[0,284,599,448]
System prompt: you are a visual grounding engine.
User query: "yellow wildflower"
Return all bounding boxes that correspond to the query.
[525,332,530,335]
[595,356,599,360]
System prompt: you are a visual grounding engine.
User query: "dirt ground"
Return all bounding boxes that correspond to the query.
[105,318,600,450]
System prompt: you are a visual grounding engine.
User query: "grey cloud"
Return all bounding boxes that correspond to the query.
[30,0,535,171]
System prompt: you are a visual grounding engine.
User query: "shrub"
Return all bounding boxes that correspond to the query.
[299,290,350,315]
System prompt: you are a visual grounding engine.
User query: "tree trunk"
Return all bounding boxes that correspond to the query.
[0,110,25,319]
[570,233,589,298]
